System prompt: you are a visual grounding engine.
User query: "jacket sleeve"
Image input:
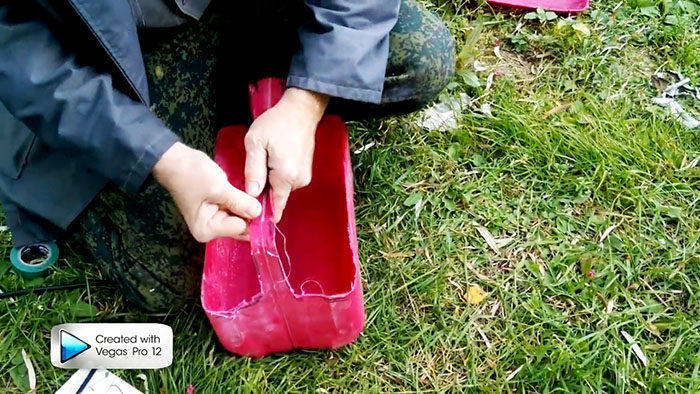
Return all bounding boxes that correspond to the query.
[287,0,401,104]
[0,6,179,195]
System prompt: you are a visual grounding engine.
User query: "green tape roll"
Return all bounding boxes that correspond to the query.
[10,242,59,278]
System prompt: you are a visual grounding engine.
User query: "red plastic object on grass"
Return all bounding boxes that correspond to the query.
[201,78,364,357]
[487,0,589,13]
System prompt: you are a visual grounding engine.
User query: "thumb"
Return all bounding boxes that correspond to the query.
[244,134,268,197]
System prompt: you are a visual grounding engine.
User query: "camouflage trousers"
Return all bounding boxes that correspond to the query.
[71,0,455,311]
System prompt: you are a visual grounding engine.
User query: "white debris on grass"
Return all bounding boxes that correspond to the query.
[485,73,495,91]
[448,277,463,293]
[353,142,376,155]
[136,374,149,394]
[490,301,501,316]
[476,326,492,349]
[652,71,700,129]
[606,299,615,314]
[472,221,500,253]
[678,156,699,171]
[0,289,15,303]
[651,98,700,129]
[21,349,36,393]
[599,224,619,243]
[494,237,514,249]
[0,225,8,233]
[505,365,524,382]
[621,330,649,367]
[416,93,472,131]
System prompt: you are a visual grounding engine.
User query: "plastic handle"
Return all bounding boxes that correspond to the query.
[247,78,297,347]
[248,78,286,120]
[247,77,289,298]
[246,77,287,218]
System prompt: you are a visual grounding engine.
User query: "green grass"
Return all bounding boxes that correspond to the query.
[2,0,699,392]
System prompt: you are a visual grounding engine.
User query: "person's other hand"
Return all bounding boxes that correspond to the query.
[153,142,261,242]
[244,88,329,222]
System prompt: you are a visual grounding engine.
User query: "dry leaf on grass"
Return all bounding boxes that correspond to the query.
[448,277,463,293]
[505,365,524,382]
[473,60,487,71]
[476,326,492,349]
[485,73,495,91]
[472,222,500,253]
[606,299,615,314]
[21,349,36,393]
[599,224,619,243]
[466,285,486,305]
[136,373,149,394]
[353,142,375,154]
[621,330,649,367]
[490,301,501,316]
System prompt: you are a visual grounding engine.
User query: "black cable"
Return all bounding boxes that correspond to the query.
[0,280,113,299]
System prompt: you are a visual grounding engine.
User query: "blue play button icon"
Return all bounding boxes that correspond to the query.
[60,330,91,363]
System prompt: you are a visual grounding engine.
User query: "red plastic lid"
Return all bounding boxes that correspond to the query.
[487,0,589,13]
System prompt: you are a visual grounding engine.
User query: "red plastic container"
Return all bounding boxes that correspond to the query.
[201,78,364,357]
[487,0,589,13]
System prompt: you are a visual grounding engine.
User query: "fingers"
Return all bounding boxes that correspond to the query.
[244,133,268,197]
[207,210,250,242]
[268,159,313,222]
[215,183,262,219]
[189,205,249,242]
[271,181,292,224]
[217,216,250,241]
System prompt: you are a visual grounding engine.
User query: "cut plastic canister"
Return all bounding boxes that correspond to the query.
[201,78,364,357]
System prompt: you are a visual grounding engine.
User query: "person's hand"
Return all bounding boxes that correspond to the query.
[153,142,262,242]
[244,87,329,222]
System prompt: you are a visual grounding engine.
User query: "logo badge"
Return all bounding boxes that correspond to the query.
[51,323,173,369]
[60,330,91,363]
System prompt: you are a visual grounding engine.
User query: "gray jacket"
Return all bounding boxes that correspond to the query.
[0,0,399,247]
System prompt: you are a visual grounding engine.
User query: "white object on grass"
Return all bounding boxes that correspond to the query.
[505,365,524,381]
[473,221,500,253]
[416,93,472,131]
[485,73,495,91]
[21,349,36,392]
[620,330,649,367]
[353,142,376,154]
[599,224,619,243]
[136,374,149,394]
[652,71,700,129]
[651,98,700,129]
[56,369,142,394]
[494,45,502,60]
[476,326,492,349]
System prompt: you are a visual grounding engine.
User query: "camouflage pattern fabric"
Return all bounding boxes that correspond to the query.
[380,0,455,111]
[70,0,455,312]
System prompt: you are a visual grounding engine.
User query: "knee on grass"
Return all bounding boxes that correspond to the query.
[383,0,456,109]
[116,263,199,312]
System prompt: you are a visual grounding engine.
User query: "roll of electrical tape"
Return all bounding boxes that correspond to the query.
[10,242,59,278]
